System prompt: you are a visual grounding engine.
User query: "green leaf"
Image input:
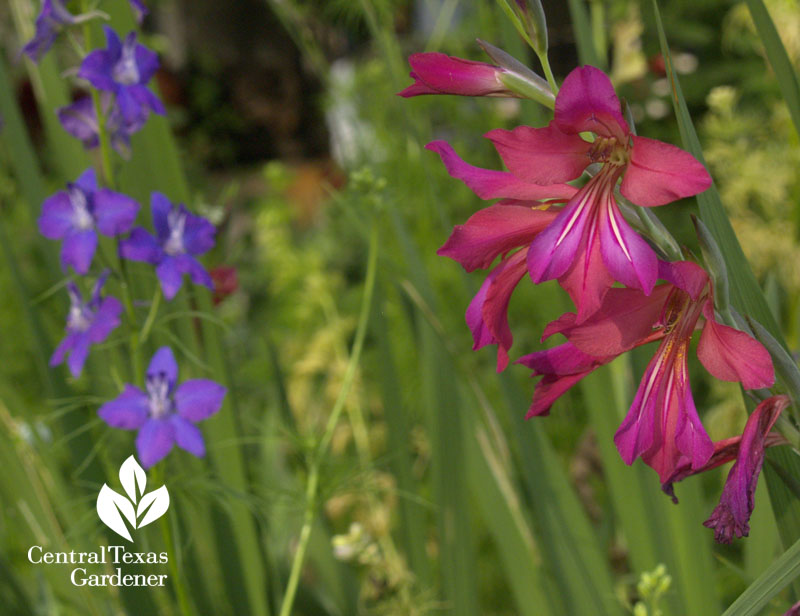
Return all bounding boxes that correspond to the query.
[722,534,800,615]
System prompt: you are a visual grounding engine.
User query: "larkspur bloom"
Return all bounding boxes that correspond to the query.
[38,168,140,274]
[98,347,226,468]
[57,95,140,157]
[433,66,711,322]
[22,0,77,62]
[519,261,775,481]
[51,272,122,378]
[662,395,790,543]
[78,26,165,127]
[398,53,517,98]
[119,192,215,300]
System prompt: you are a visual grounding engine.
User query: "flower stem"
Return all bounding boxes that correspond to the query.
[140,287,162,345]
[278,222,379,616]
[537,51,559,95]
[151,464,194,616]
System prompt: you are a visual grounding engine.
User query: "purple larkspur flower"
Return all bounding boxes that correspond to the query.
[22,0,76,62]
[119,192,216,300]
[37,168,140,274]
[77,26,164,127]
[57,95,141,158]
[51,272,122,377]
[98,347,226,468]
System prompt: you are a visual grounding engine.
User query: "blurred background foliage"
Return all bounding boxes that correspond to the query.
[1,0,800,614]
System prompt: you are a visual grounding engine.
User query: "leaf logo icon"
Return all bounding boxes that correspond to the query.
[96,456,170,541]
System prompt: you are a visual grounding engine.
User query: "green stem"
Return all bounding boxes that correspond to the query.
[151,464,194,616]
[140,287,162,345]
[537,51,559,95]
[278,222,379,616]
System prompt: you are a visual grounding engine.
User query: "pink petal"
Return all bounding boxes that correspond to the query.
[620,136,712,207]
[466,250,528,371]
[517,343,611,417]
[598,198,658,293]
[657,260,708,300]
[556,227,615,323]
[554,66,629,141]
[697,302,775,389]
[398,53,511,97]
[426,141,577,201]
[615,353,661,466]
[485,124,590,184]
[437,203,559,272]
[544,284,672,356]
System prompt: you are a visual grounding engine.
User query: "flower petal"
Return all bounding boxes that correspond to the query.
[181,211,216,256]
[78,49,117,91]
[544,284,672,356]
[598,198,658,293]
[98,385,149,429]
[517,343,610,417]
[156,257,184,300]
[466,250,528,371]
[136,419,175,468]
[73,167,98,194]
[66,334,89,376]
[697,302,775,389]
[620,136,712,207]
[147,346,179,388]
[485,124,591,184]
[93,189,140,236]
[437,203,559,272]
[170,415,206,457]
[119,228,163,264]
[61,229,98,274]
[134,43,160,83]
[704,395,790,543]
[38,192,75,239]
[87,296,123,343]
[657,260,708,301]
[175,379,226,422]
[555,226,615,323]
[151,192,172,242]
[50,332,77,368]
[554,66,629,140]
[425,140,577,201]
[58,97,100,149]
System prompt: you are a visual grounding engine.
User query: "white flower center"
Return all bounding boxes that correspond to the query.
[113,44,140,85]
[163,209,187,256]
[70,188,94,230]
[146,374,173,419]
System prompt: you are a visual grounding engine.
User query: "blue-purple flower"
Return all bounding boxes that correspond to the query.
[77,26,164,127]
[98,347,226,468]
[119,192,216,300]
[38,168,140,274]
[22,0,77,62]
[51,272,122,378]
[129,0,148,23]
[57,95,140,158]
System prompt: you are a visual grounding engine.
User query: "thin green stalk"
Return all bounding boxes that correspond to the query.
[537,51,558,94]
[151,465,193,616]
[278,222,379,616]
[140,287,162,345]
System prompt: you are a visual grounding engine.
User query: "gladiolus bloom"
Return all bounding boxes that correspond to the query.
[488,66,711,319]
[519,261,774,481]
[662,395,790,543]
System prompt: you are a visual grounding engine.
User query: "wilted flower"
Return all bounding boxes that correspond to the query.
[57,95,141,158]
[38,168,140,274]
[119,192,215,300]
[519,261,774,481]
[662,395,790,543]
[78,26,164,127]
[98,347,226,468]
[50,272,122,377]
[22,0,77,62]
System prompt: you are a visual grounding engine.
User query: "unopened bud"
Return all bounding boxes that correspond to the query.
[692,215,730,316]
[512,0,548,56]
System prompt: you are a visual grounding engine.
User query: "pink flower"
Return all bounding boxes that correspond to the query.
[519,261,775,481]
[662,395,790,543]
[432,140,577,370]
[398,53,516,98]
[487,66,711,319]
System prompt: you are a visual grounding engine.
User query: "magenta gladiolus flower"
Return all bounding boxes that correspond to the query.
[98,347,226,468]
[398,53,517,98]
[662,395,789,543]
[519,261,775,481]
